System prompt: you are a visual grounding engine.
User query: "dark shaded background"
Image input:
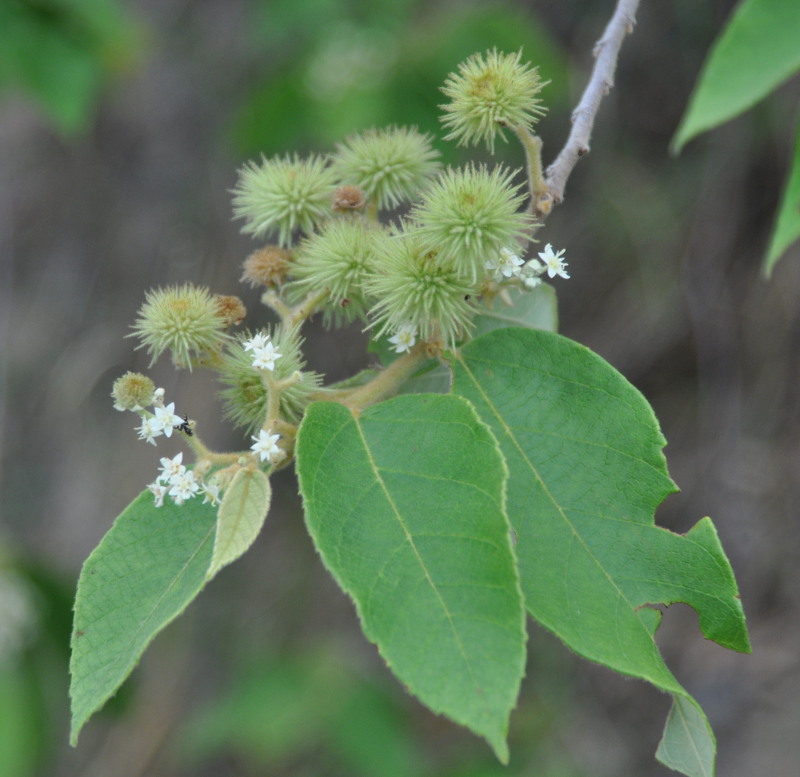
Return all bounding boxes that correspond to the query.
[1,1,798,775]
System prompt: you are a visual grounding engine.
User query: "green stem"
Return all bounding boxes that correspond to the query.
[290,288,329,328]
[261,290,293,322]
[343,342,430,411]
[513,125,552,222]
[184,432,243,467]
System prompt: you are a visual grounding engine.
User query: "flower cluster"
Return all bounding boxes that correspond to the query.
[112,375,187,446]
[243,332,283,371]
[218,327,321,432]
[251,430,282,462]
[485,243,570,289]
[113,49,572,515]
[147,452,220,508]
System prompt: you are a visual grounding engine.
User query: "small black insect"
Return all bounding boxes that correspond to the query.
[175,414,193,436]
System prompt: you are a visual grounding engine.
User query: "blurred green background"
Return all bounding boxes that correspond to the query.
[1,0,798,775]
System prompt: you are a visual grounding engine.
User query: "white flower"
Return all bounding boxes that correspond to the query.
[537,244,570,279]
[251,429,282,462]
[152,387,166,406]
[168,469,200,504]
[499,247,524,275]
[387,323,417,354]
[243,332,270,352]
[148,481,168,507]
[202,482,221,506]
[523,275,542,290]
[250,340,282,371]
[137,415,163,446]
[153,402,183,438]
[158,451,185,483]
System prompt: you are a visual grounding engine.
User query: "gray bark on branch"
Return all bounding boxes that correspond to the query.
[541,0,641,215]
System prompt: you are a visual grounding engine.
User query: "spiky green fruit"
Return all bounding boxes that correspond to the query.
[129,284,229,369]
[288,218,386,324]
[331,126,440,210]
[367,226,478,349]
[409,164,533,281]
[232,154,337,247]
[440,48,548,153]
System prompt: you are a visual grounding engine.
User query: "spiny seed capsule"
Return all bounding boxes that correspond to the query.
[129,284,229,370]
[440,48,549,153]
[330,126,441,210]
[232,153,337,247]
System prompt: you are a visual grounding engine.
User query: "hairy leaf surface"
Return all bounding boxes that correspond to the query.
[472,284,557,337]
[69,491,216,744]
[296,394,526,762]
[208,468,271,580]
[452,328,749,777]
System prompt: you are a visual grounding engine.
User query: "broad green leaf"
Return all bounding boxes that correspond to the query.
[208,467,271,580]
[672,0,800,151]
[397,361,452,395]
[764,121,800,275]
[451,328,749,777]
[70,491,217,745]
[472,284,558,337]
[656,695,718,777]
[296,394,526,762]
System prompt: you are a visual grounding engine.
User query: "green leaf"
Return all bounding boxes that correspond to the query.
[451,328,750,777]
[764,120,800,275]
[397,361,452,395]
[295,394,526,762]
[472,284,558,337]
[672,0,800,151]
[656,695,718,777]
[69,491,217,745]
[208,468,271,580]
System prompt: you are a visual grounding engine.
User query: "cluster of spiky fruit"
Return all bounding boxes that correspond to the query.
[123,49,563,488]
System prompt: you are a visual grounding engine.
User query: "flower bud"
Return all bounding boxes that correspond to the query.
[214,295,247,327]
[332,185,366,212]
[241,245,292,288]
[111,372,155,411]
[440,48,548,153]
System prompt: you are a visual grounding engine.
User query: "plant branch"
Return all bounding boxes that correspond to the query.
[540,0,640,217]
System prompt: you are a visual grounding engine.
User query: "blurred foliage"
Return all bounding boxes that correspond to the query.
[0,0,142,134]
[179,637,584,777]
[0,551,73,776]
[232,0,567,165]
[672,0,800,275]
